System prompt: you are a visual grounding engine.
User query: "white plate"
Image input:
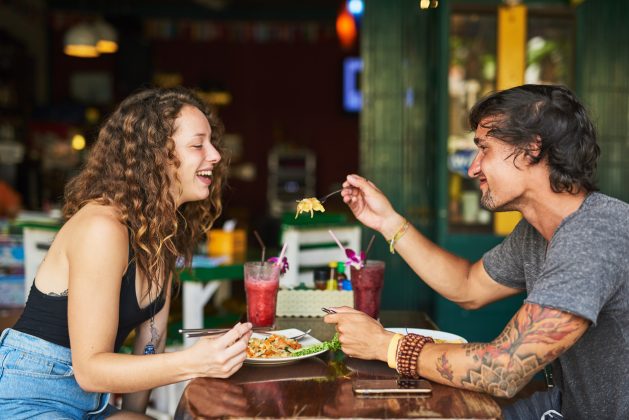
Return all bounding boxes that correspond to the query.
[234,357,329,383]
[385,328,468,343]
[244,329,327,366]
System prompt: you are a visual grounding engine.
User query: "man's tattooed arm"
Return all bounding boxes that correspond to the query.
[422,302,589,398]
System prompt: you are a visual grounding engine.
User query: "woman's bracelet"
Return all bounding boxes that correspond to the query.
[387,333,404,369]
[388,218,409,254]
[395,333,434,379]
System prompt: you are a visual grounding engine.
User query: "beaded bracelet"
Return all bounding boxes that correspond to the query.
[388,219,409,254]
[396,334,422,378]
[395,333,434,379]
[408,335,433,379]
[387,334,404,369]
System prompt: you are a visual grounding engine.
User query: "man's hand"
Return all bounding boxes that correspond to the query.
[323,306,394,362]
[341,174,404,238]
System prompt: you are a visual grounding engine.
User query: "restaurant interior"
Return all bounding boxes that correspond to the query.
[1,0,628,416]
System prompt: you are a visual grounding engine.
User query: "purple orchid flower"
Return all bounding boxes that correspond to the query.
[345,248,365,270]
[267,256,289,275]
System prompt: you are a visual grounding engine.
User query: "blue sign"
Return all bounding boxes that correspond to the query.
[343,57,362,112]
[447,149,477,177]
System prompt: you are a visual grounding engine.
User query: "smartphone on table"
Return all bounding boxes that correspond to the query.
[352,377,432,395]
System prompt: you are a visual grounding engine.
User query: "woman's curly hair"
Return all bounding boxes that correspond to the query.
[469,84,600,194]
[63,86,227,293]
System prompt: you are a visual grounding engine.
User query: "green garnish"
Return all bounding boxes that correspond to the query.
[290,333,341,357]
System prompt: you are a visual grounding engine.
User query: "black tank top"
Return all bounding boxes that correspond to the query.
[14,256,166,352]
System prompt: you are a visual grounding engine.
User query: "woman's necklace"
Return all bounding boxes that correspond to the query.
[143,284,159,355]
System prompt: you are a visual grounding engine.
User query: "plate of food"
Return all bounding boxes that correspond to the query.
[385,328,468,343]
[245,329,331,366]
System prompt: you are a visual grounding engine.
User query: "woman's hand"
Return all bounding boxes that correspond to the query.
[341,174,404,238]
[323,306,393,362]
[186,322,253,378]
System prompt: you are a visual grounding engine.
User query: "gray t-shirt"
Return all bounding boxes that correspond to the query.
[483,192,629,419]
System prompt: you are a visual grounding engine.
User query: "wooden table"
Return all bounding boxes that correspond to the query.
[175,311,501,419]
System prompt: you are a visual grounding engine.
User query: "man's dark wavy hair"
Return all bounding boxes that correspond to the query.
[469,84,600,194]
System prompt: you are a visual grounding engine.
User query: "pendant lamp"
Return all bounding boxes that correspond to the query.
[64,22,99,58]
[419,0,439,9]
[64,19,118,58]
[93,19,118,54]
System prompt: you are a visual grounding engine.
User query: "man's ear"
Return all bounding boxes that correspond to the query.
[527,135,543,161]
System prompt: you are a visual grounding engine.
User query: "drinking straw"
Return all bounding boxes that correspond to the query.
[253,230,266,263]
[328,229,346,254]
[276,242,288,266]
[364,234,376,260]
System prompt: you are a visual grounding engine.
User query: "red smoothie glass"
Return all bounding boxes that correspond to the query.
[244,261,281,327]
[349,260,385,319]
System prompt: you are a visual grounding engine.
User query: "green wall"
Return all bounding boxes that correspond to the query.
[576,0,629,203]
[360,0,629,340]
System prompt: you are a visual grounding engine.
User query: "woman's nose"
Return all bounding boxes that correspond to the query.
[206,144,221,163]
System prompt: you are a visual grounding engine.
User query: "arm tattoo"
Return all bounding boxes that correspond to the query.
[457,303,584,397]
[436,352,454,382]
[46,290,69,297]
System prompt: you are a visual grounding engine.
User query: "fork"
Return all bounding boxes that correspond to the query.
[317,189,342,204]
[285,328,312,340]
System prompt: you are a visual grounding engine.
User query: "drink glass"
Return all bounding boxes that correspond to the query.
[244,261,281,327]
[349,260,385,319]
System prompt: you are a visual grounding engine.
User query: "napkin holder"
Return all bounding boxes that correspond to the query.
[276,289,354,317]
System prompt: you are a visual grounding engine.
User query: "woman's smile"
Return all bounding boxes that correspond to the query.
[196,169,213,186]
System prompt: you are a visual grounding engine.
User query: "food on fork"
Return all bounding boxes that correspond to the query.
[295,197,325,219]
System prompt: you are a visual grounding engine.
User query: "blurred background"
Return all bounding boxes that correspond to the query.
[1,0,628,344]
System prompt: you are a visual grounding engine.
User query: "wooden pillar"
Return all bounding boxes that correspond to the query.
[361,0,437,310]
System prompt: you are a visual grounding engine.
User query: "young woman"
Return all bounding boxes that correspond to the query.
[0,87,253,418]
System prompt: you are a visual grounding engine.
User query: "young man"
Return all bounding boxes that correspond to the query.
[327,85,628,419]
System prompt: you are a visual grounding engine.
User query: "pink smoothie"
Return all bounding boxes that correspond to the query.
[244,262,280,327]
[350,260,385,319]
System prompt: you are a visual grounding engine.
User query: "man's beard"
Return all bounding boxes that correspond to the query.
[480,189,496,211]
[480,188,518,212]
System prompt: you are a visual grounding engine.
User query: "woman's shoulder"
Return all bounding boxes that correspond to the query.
[42,203,129,277]
[63,203,128,247]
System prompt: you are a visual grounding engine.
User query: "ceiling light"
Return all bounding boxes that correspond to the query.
[71,133,86,151]
[64,22,99,58]
[336,6,357,49]
[93,19,118,54]
[348,0,364,16]
[419,0,439,9]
